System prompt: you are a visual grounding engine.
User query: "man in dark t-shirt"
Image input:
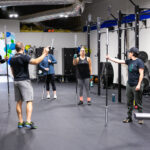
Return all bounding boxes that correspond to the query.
[10,42,49,129]
[106,47,144,124]
[10,54,31,81]
[125,59,144,86]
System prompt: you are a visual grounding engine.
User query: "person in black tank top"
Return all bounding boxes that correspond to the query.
[76,57,90,79]
[73,46,92,105]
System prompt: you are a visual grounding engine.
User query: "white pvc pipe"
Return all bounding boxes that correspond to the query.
[134,113,150,120]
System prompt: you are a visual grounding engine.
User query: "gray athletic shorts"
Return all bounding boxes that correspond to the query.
[14,80,34,102]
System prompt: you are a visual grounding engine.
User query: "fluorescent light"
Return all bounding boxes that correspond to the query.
[9,14,13,18]
[14,14,18,18]
[9,13,19,18]
[64,15,68,18]
[59,14,64,18]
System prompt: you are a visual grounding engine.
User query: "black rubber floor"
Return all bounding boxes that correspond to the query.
[0,81,150,150]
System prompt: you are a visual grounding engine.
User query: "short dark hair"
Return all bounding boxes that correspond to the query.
[133,52,138,57]
[15,42,24,52]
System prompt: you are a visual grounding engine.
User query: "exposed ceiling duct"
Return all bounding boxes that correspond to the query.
[0,0,92,23]
[20,0,85,23]
[0,0,77,7]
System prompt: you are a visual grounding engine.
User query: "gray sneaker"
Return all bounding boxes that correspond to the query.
[138,120,144,124]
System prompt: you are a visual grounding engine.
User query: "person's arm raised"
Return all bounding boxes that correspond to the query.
[73,56,79,66]
[30,47,49,65]
[106,55,125,64]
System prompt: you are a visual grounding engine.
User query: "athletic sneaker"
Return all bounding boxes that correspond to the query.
[47,94,50,99]
[54,95,57,99]
[123,118,132,123]
[138,120,144,124]
[24,122,37,129]
[18,122,25,128]
[78,101,83,105]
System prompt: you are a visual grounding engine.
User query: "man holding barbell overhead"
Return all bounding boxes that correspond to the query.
[106,47,144,124]
[10,42,49,129]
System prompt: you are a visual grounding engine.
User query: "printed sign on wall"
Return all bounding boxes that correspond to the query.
[0,32,15,75]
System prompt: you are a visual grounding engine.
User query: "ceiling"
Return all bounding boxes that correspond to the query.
[0,5,71,19]
[0,0,93,31]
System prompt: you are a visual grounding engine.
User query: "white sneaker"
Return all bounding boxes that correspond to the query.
[54,95,57,99]
[47,94,50,99]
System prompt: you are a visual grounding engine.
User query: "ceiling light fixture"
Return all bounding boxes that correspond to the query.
[9,14,13,18]
[64,15,68,18]
[14,13,18,18]
[9,13,19,18]
[59,14,64,18]
[9,6,19,18]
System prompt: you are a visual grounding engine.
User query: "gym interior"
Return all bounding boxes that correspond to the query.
[0,0,150,150]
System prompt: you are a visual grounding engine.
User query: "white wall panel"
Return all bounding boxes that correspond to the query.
[0,19,19,33]
[15,32,86,76]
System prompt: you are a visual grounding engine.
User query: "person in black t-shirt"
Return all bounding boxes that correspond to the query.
[10,41,49,129]
[106,47,144,124]
[73,46,92,105]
